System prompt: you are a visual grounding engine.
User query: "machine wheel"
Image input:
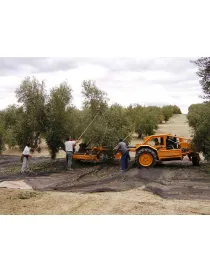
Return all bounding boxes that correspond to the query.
[190,152,200,166]
[97,152,109,162]
[135,148,157,168]
[192,155,200,166]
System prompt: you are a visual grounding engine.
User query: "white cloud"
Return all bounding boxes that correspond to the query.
[0,58,204,114]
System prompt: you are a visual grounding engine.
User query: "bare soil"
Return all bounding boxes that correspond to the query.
[1,114,210,215]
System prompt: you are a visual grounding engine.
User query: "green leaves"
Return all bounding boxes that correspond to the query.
[0,118,5,153]
[14,77,47,149]
[82,80,109,117]
[45,82,73,159]
[188,102,210,160]
[162,105,181,122]
[1,76,182,158]
[191,58,210,101]
[189,58,210,160]
[125,104,181,137]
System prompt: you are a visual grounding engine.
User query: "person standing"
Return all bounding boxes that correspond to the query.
[115,138,130,172]
[21,143,32,173]
[64,137,80,170]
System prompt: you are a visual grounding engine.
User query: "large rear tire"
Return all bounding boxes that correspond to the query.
[190,152,200,166]
[135,148,157,168]
[192,155,200,166]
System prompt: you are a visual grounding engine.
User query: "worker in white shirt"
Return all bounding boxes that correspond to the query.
[64,137,80,170]
[21,143,32,173]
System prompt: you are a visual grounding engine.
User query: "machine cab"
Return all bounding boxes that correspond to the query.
[142,134,179,150]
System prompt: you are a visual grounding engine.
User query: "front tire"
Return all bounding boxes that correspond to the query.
[190,152,200,166]
[135,148,157,168]
[192,156,200,166]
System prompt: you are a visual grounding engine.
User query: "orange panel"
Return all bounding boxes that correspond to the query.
[180,142,190,149]
[158,149,182,159]
[73,154,98,161]
[114,153,122,159]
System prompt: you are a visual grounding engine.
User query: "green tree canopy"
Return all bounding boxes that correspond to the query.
[191,57,210,100]
[1,77,182,158]
[45,81,73,159]
[15,77,47,149]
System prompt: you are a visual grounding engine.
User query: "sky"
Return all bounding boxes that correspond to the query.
[1,1,208,115]
[0,57,203,114]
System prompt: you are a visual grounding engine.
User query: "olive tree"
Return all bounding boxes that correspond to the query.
[191,57,210,100]
[45,81,73,159]
[189,58,210,160]
[188,102,210,160]
[0,116,5,154]
[15,77,47,150]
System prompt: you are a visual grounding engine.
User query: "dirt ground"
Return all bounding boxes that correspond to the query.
[1,114,210,215]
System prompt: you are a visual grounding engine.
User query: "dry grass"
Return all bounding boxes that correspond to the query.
[1,188,210,215]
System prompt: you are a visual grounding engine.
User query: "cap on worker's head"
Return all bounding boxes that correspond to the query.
[119,138,123,142]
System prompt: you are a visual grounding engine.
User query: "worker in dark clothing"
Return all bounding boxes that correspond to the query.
[125,140,131,161]
[166,136,177,149]
[115,138,130,172]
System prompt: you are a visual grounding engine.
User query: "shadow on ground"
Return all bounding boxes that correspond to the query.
[1,155,210,201]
